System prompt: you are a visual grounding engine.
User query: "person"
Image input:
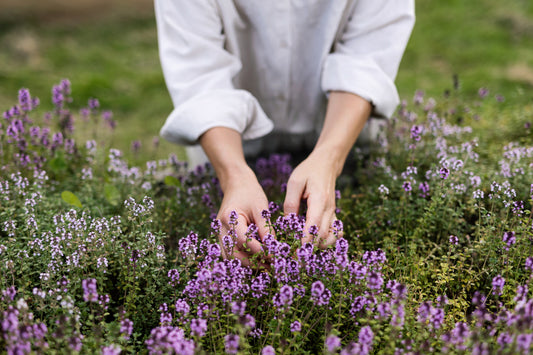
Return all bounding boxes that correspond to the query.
[154,0,415,265]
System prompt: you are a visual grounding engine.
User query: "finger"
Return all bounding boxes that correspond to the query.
[319,235,337,249]
[284,175,306,216]
[232,249,270,270]
[318,211,339,248]
[251,209,275,264]
[234,215,264,255]
[303,191,328,242]
[253,209,271,242]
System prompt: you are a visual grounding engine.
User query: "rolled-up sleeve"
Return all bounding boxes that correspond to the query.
[321,0,415,118]
[155,0,273,145]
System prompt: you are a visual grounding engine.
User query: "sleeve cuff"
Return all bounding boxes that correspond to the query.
[321,54,400,118]
[160,89,274,145]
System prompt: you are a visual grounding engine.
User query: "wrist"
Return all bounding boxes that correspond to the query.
[309,144,347,178]
[217,163,257,193]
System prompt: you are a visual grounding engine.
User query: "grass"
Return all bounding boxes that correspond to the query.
[1,0,532,162]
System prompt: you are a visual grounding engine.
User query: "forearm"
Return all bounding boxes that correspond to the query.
[199,127,255,193]
[313,91,372,176]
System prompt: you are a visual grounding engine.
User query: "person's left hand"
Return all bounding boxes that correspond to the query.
[283,148,340,247]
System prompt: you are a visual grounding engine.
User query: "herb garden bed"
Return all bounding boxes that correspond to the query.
[1,81,532,354]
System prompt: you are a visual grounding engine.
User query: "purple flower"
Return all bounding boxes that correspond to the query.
[326,335,341,352]
[290,321,301,332]
[358,326,374,347]
[207,243,221,259]
[449,235,459,245]
[410,125,423,141]
[391,303,405,328]
[2,286,16,302]
[492,275,505,296]
[387,280,408,300]
[82,278,98,302]
[439,167,450,179]
[413,90,424,105]
[402,181,412,192]
[418,181,430,197]
[367,272,384,291]
[526,257,533,272]
[268,201,279,213]
[229,210,238,226]
[308,224,319,237]
[145,326,194,355]
[88,98,100,110]
[225,334,239,354]
[331,220,343,236]
[18,88,32,112]
[251,272,270,298]
[517,333,533,353]
[310,281,331,306]
[514,285,528,304]
[131,140,141,153]
[190,318,207,337]
[261,209,271,220]
[120,318,133,340]
[68,335,83,352]
[241,314,255,329]
[52,85,64,108]
[222,234,235,254]
[478,87,489,99]
[262,345,275,355]
[362,249,387,268]
[430,307,445,329]
[102,344,121,355]
[60,79,71,95]
[52,132,63,147]
[497,332,513,349]
[168,269,180,287]
[175,299,190,315]
[273,285,293,309]
[160,312,172,326]
[231,301,246,316]
[502,231,515,250]
[250,328,263,339]
[211,219,221,233]
[102,110,115,129]
[349,262,368,282]
[335,238,348,255]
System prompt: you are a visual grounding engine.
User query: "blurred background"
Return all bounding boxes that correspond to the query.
[1,0,532,163]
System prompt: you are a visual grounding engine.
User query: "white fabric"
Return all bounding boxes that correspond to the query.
[155,0,415,158]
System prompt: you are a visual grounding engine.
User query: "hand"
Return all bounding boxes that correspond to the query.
[199,127,272,268]
[217,166,271,267]
[282,91,372,247]
[283,148,340,248]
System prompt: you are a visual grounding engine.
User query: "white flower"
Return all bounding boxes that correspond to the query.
[378,184,390,196]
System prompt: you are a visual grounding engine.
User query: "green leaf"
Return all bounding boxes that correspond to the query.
[164,175,181,187]
[104,184,120,206]
[48,153,68,174]
[61,191,82,208]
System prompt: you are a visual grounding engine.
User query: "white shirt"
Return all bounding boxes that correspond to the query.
[155,0,415,153]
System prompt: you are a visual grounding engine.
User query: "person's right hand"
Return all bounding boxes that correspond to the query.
[216,166,271,267]
[199,126,272,268]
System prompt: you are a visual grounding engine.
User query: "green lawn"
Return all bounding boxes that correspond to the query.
[1,0,532,162]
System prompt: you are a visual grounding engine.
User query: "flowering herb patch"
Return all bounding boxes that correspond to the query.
[1,81,532,354]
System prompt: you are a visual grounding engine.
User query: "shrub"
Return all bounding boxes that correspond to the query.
[1,81,532,354]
